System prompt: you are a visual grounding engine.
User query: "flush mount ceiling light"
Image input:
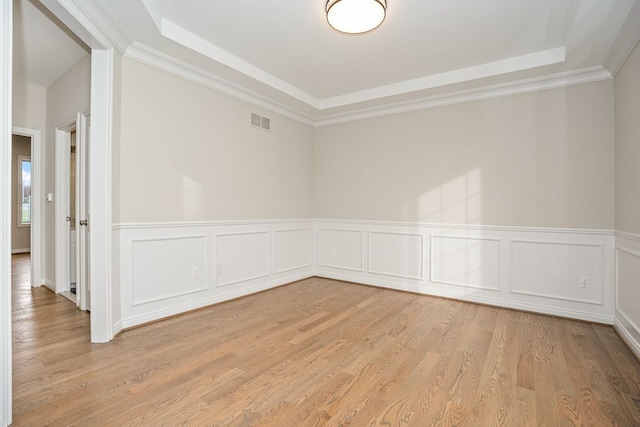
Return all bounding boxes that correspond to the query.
[326,0,387,34]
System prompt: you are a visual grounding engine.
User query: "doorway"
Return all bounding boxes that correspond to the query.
[10,127,42,289]
[55,113,90,311]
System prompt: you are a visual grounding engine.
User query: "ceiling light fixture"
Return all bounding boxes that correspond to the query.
[326,0,387,34]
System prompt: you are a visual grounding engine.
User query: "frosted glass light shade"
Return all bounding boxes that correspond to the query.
[326,0,387,34]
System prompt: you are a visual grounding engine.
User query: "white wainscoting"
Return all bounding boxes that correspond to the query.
[115,220,313,329]
[614,231,640,360]
[314,220,616,324]
[114,219,618,331]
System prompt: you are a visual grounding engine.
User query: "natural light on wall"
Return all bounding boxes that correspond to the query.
[326,0,387,34]
[412,168,482,225]
[182,175,204,219]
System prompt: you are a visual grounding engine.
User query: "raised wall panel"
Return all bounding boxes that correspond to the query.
[274,228,311,273]
[430,235,500,290]
[368,232,423,280]
[617,247,640,334]
[216,231,269,287]
[131,235,208,306]
[318,229,363,272]
[511,240,603,305]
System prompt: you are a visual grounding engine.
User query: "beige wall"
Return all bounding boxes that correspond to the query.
[313,81,615,229]
[615,41,640,235]
[12,82,46,131]
[117,58,314,223]
[44,54,91,284]
[11,135,31,252]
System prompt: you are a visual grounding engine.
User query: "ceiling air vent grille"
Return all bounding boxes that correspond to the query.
[250,113,271,131]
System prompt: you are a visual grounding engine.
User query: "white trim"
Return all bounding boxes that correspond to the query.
[316,270,614,325]
[0,0,11,423]
[16,155,31,228]
[115,219,614,238]
[11,248,30,254]
[616,230,640,243]
[121,271,311,329]
[315,218,615,236]
[124,42,315,127]
[54,120,75,295]
[113,218,315,230]
[89,49,114,343]
[367,231,425,281]
[319,48,567,109]
[429,234,501,291]
[508,239,605,306]
[314,67,612,126]
[157,17,319,108]
[43,280,56,292]
[130,235,209,305]
[12,126,42,287]
[614,317,640,361]
[604,0,640,77]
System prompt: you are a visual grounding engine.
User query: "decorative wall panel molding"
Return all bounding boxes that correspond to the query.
[274,228,312,274]
[114,219,617,331]
[510,240,604,305]
[314,220,615,324]
[614,231,640,360]
[131,235,208,306]
[368,231,424,280]
[317,228,363,272]
[216,231,269,288]
[116,220,313,329]
[430,235,500,291]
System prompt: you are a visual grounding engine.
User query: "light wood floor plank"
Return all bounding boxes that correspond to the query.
[10,253,640,426]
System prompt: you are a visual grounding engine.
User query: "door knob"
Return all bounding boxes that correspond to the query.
[79,219,88,226]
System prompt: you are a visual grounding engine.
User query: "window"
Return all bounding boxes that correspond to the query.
[18,156,31,226]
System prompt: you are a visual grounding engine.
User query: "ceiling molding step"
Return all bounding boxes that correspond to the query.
[124,42,315,127]
[140,0,319,109]
[314,66,612,127]
[604,0,640,76]
[319,47,567,110]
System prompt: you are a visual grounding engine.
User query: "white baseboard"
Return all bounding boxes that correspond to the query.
[316,270,613,324]
[10,248,30,254]
[121,271,311,329]
[614,315,640,361]
[614,231,640,358]
[43,280,55,292]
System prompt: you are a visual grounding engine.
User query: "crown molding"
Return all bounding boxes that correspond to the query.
[319,47,566,110]
[604,0,640,76]
[124,42,315,126]
[123,42,612,129]
[39,0,129,52]
[314,66,612,127]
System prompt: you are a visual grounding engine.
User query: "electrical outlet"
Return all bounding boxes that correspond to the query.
[192,267,200,279]
[330,249,335,258]
[580,276,590,288]
[217,264,222,275]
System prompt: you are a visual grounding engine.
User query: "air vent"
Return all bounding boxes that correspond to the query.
[250,113,271,131]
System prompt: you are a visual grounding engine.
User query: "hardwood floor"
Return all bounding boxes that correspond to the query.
[11,253,640,426]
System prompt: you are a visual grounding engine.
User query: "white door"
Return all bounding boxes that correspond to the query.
[75,112,90,311]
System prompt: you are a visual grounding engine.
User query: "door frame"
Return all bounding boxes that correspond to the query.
[12,127,42,288]
[1,2,12,424]
[54,118,76,294]
[2,1,116,424]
